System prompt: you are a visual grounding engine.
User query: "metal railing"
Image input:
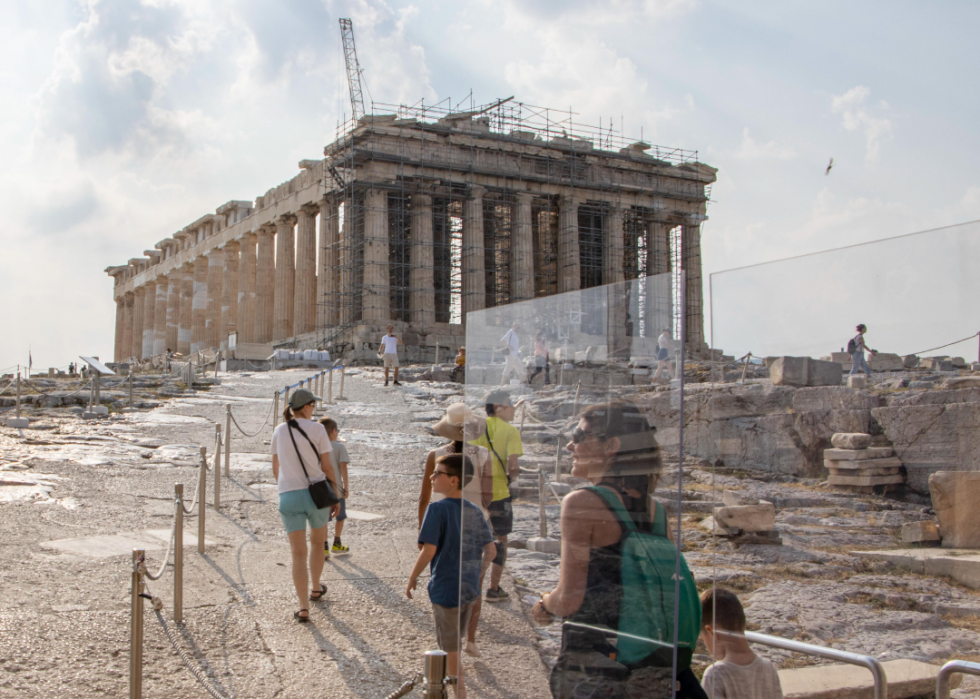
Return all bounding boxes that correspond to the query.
[938,659,980,699]
[719,630,887,699]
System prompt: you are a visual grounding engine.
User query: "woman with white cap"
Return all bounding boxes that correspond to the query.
[419,402,494,656]
[271,388,339,622]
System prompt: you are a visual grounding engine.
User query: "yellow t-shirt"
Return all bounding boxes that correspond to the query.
[456,354,466,366]
[468,416,523,502]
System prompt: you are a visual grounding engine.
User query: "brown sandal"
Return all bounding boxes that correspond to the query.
[294,609,309,622]
[310,584,327,602]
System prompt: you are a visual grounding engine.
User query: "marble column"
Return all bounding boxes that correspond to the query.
[410,194,435,326]
[191,258,208,353]
[646,218,672,277]
[153,278,168,356]
[511,192,535,302]
[558,192,583,293]
[362,189,389,323]
[206,248,225,350]
[177,266,193,356]
[318,198,339,328]
[237,234,257,344]
[293,206,317,338]
[165,273,179,352]
[681,224,705,354]
[132,287,146,360]
[461,186,486,319]
[121,294,134,361]
[142,281,157,359]
[114,297,125,362]
[254,227,276,344]
[273,215,296,340]
[221,241,239,350]
[603,204,626,286]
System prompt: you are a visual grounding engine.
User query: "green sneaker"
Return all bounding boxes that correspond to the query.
[323,545,330,560]
[485,586,510,602]
[331,542,350,556]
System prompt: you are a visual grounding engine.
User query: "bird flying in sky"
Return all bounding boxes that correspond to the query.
[825,157,834,175]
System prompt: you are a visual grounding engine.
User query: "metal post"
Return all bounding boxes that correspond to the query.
[538,470,547,538]
[938,659,980,699]
[435,344,440,365]
[94,371,101,407]
[129,372,134,408]
[284,386,290,410]
[198,447,206,554]
[214,425,221,509]
[555,430,563,483]
[327,368,334,404]
[174,483,183,623]
[273,391,280,428]
[224,404,231,477]
[422,650,448,699]
[15,370,21,419]
[740,352,752,384]
[338,366,345,400]
[129,549,145,699]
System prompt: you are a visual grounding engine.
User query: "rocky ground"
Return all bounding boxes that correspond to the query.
[1,366,979,697]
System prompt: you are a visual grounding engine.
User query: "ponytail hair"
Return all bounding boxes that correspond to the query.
[283,405,295,423]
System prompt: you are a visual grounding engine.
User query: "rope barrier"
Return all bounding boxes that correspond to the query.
[139,501,179,581]
[229,399,276,438]
[151,609,232,699]
[181,475,201,515]
[905,331,980,358]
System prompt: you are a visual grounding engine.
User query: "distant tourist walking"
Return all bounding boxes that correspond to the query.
[407,453,496,699]
[271,388,338,622]
[379,325,402,387]
[451,347,466,383]
[468,390,523,603]
[319,417,351,558]
[652,327,675,382]
[500,322,524,385]
[527,331,550,385]
[848,324,877,375]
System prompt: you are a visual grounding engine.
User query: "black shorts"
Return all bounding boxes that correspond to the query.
[487,496,514,537]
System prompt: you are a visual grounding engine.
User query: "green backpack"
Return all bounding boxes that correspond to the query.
[586,486,702,668]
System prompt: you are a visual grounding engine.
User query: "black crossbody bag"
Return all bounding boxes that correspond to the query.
[286,419,340,509]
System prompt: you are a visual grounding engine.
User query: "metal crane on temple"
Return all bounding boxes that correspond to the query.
[339,18,366,122]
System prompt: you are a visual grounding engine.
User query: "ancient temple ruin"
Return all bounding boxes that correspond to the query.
[105,99,716,363]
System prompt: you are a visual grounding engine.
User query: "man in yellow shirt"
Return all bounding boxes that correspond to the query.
[468,389,523,602]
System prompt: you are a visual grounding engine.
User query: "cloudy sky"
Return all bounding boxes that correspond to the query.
[2,0,978,373]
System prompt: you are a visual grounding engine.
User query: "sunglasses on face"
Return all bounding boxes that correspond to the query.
[431,470,452,479]
[570,427,606,444]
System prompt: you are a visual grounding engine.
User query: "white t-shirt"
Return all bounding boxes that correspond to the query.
[658,332,674,351]
[271,419,333,494]
[501,329,520,353]
[701,656,783,699]
[381,334,399,354]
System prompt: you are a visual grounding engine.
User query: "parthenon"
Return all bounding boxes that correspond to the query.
[105,99,716,364]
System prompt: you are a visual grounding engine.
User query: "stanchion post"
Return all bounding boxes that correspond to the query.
[15,370,22,420]
[198,447,206,554]
[224,404,231,476]
[538,470,547,538]
[129,372,134,408]
[273,391,280,428]
[422,650,449,699]
[327,367,334,404]
[339,366,345,399]
[214,426,221,509]
[174,483,184,623]
[130,549,145,699]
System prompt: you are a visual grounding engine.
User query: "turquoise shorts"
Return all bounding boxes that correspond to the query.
[278,488,331,534]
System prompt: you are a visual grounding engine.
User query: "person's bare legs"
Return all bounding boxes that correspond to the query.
[489,535,507,591]
[334,517,345,540]
[447,650,464,698]
[394,366,399,382]
[384,366,390,382]
[288,529,309,616]
[467,571,487,643]
[309,524,327,592]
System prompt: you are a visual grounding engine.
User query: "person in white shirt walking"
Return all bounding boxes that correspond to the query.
[499,322,524,385]
[379,325,402,387]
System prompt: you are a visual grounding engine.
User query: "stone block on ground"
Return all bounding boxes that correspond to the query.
[778,658,958,699]
[770,356,843,387]
[830,351,851,366]
[721,489,752,507]
[921,357,953,371]
[907,380,933,389]
[831,432,872,449]
[945,376,980,389]
[929,471,980,548]
[901,520,941,544]
[846,374,867,389]
[868,352,904,371]
[903,354,920,368]
[526,537,561,554]
[952,356,968,367]
[825,456,902,472]
[828,473,904,487]
[712,502,776,533]
[5,417,29,428]
[823,446,894,461]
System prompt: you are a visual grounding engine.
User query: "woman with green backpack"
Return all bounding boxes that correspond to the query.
[531,400,707,699]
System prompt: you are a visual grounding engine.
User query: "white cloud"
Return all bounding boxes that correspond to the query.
[734,127,797,160]
[831,85,893,162]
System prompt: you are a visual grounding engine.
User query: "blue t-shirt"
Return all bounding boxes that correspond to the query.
[418,498,494,607]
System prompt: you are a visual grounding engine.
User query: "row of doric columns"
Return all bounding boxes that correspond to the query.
[112,189,704,362]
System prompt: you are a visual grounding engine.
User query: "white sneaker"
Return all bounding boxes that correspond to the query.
[464,640,481,657]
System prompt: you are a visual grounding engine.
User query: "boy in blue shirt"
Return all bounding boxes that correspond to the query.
[407,454,495,699]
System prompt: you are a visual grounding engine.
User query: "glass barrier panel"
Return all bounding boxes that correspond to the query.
[437,272,703,697]
[702,221,980,685]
